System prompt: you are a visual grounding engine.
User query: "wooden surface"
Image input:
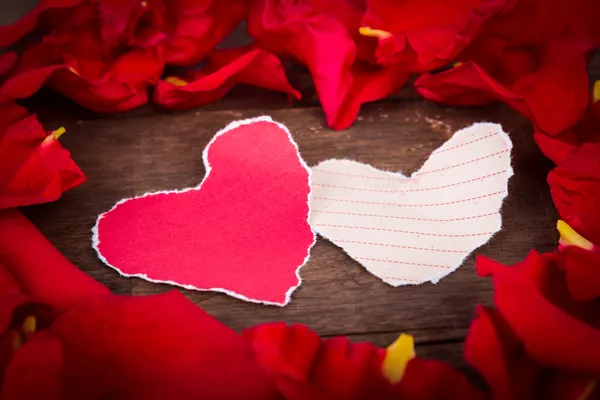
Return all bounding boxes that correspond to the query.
[22,99,558,376]
[4,0,573,377]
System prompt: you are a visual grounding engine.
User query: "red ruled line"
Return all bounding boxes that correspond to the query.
[381,276,422,283]
[416,149,509,176]
[405,170,507,191]
[313,190,505,207]
[357,257,450,269]
[313,210,498,222]
[315,168,404,181]
[337,239,467,253]
[313,170,507,193]
[313,183,398,193]
[316,224,495,237]
[433,132,499,154]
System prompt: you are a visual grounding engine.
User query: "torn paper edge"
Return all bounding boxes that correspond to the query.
[310,122,514,286]
[92,115,316,307]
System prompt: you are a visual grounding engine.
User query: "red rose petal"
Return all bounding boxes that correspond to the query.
[0,0,81,47]
[0,103,29,132]
[477,253,600,375]
[465,306,541,399]
[33,292,277,399]
[244,322,395,399]
[0,52,17,76]
[361,0,506,70]
[415,62,497,106]
[247,0,356,128]
[533,129,581,165]
[1,332,62,400]
[0,45,62,104]
[247,0,409,130]
[154,47,299,110]
[416,43,589,136]
[557,247,600,302]
[0,113,86,210]
[398,358,486,399]
[1,2,165,112]
[0,210,109,312]
[162,0,247,66]
[330,62,409,130]
[548,142,600,245]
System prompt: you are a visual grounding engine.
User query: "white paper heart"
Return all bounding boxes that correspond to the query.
[309,122,513,286]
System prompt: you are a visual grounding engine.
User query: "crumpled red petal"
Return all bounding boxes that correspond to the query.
[161,0,247,66]
[243,322,397,399]
[465,306,541,399]
[414,0,600,136]
[414,62,496,106]
[0,1,165,113]
[0,210,278,399]
[0,0,81,47]
[0,111,86,209]
[49,46,164,113]
[247,0,409,130]
[548,142,600,244]
[477,0,600,48]
[556,247,600,302]
[533,102,600,164]
[0,103,29,132]
[1,332,62,400]
[466,305,597,400]
[396,357,486,399]
[0,53,17,77]
[361,0,506,70]
[247,0,355,127]
[333,62,410,130]
[533,129,582,165]
[477,252,600,376]
[307,0,364,36]
[36,292,277,399]
[0,45,62,104]
[1,41,164,113]
[415,42,589,135]
[154,46,300,110]
[0,209,108,312]
[96,0,155,47]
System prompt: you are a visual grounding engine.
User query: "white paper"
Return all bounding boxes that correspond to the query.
[309,122,513,286]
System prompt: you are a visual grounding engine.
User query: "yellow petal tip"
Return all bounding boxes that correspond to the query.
[577,379,597,400]
[557,220,594,251]
[22,316,36,335]
[53,127,66,140]
[593,80,600,104]
[359,27,393,40]
[165,76,188,87]
[382,334,415,384]
[68,66,81,77]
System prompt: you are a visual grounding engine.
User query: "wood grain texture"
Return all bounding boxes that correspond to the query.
[0,0,38,26]
[23,101,557,354]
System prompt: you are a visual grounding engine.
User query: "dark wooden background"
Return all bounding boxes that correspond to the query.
[3,2,597,376]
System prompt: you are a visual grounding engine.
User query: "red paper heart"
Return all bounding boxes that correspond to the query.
[93,117,315,305]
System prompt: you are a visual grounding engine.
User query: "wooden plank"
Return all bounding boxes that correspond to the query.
[23,101,558,345]
[0,0,37,26]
